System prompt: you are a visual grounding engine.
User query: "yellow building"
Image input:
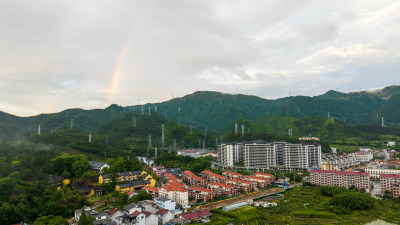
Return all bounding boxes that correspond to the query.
[99,170,148,184]
[115,180,152,192]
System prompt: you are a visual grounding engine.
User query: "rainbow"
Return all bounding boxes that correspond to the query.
[108,0,155,104]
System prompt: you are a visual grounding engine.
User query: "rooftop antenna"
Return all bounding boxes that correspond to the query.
[89,132,92,142]
[38,124,41,135]
[161,124,165,149]
[382,117,385,127]
[235,123,238,134]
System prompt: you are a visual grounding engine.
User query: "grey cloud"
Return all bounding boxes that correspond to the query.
[0,0,399,115]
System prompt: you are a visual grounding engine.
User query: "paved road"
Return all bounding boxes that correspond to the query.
[198,188,285,211]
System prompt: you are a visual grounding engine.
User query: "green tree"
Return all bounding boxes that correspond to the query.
[78,211,93,225]
[330,192,375,210]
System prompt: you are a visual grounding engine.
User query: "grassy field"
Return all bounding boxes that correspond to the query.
[201,186,400,225]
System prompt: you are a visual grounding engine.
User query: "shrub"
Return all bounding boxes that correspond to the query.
[330,192,375,210]
[319,186,347,196]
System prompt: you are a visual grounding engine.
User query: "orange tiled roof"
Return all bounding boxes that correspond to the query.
[184,170,205,182]
[229,179,252,185]
[208,182,234,188]
[144,186,159,192]
[224,171,242,176]
[188,186,212,193]
[165,173,179,182]
[203,170,225,179]
[244,175,269,181]
[253,172,274,177]
[166,181,185,187]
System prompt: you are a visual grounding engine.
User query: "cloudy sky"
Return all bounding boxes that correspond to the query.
[1,0,400,116]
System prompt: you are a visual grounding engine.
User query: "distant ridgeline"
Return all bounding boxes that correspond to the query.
[1,85,400,148]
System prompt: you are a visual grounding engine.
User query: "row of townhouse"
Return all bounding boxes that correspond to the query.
[380,174,400,198]
[219,142,321,169]
[99,170,151,184]
[311,170,400,198]
[310,170,370,191]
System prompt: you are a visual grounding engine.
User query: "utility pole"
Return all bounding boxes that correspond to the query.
[161,124,165,149]
[147,134,152,157]
[235,123,238,134]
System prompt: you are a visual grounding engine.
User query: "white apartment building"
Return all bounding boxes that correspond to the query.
[243,142,276,168]
[351,151,373,163]
[218,143,243,167]
[220,142,321,169]
[364,168,400,179]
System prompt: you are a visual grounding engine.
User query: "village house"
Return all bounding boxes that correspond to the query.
[243,175,271,188]
[208,182,236,197]
[182,170,206,187]
[187,186,214,202]
[227,179,254,193]
[222,170,243,180]
[202,170,226,183]
[89,161,110,172]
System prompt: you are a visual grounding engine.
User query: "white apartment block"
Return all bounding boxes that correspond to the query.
[218,143,243,167]
[364,168,400,179]
[243,142,276,168]
[220,142,321,169]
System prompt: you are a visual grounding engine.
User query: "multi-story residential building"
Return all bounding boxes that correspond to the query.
[202,170,226,183]
[227,179,253,193]
[177,150,201,158]
[239,142,321,169]
[222,171,243,180]
[310,170,370,191]
[243,175,271,188]
[182,170,206,187]
[218,143,244,167]
[164,173,181,183]
[207,182,236,197]
[152,166,166,177]
[187,186,214,202]
[253,172,275,183]
[143,186,159,197]
[351,151,374,163]
[159,183,189,207]
[380,174,400,198]
[321,154,359,170]
[365,168,400,179]
[243,142,276,168]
